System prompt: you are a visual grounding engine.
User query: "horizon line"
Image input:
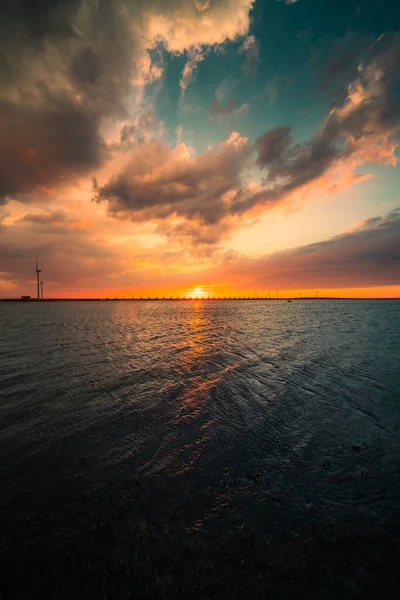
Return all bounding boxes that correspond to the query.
[1,296,400,302]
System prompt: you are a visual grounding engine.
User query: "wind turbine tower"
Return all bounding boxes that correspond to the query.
[36,257,41,300]
[41,281,44,300]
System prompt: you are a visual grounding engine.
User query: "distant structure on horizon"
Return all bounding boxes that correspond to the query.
[35,257,42,300]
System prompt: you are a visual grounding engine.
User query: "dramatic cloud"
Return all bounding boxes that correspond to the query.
[146,0,254,53]
[244,32,400,212]
[0,0,254,203]
[0,0,134,203]
[97,31,400,234]
[1,1,399,298]
[1,201,399,297]
[0,97,107,203]
[0,201,235,296]
[94,132,254,225]
[212,208,400,289]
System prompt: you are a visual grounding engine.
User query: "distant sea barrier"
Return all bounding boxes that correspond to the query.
[1,296,339,302]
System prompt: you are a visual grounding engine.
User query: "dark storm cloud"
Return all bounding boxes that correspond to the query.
[0,0,137,203]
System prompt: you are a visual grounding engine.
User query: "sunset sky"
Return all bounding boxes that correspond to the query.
[0,0,399,298]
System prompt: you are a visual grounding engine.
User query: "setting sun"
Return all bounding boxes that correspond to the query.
[1,0,400,597]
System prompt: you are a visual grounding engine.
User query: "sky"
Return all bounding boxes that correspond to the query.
[0,0,399,299]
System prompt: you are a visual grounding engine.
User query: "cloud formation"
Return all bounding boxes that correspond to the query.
[1,2,399,298]
[0,209,119,291]
[94,132,253,225]
[0,0,135,203]
[244,32,400,212]
[208,98,237,118]
[146,0,254,53]
[238,35,260,76]
[208,98,248,119]
[180,49,204,97]
[0,0,254,203]
[3,205,397,296]
[96,31,400,235]
[212,208,400,289]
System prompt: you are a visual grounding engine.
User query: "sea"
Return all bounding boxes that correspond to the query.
[1,299,399,599]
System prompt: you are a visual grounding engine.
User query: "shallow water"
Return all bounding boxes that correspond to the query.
[1,300,400,599]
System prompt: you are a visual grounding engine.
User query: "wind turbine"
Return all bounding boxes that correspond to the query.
[36,257,41,300]
[41,280,44,300]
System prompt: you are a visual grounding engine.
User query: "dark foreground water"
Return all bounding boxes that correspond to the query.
[1,300,400,599]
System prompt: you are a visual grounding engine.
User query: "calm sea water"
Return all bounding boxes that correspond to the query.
[1,300,400,599]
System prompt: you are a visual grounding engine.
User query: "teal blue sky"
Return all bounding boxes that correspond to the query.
[147,0,400,250]
[1,0,399,296]
[156,0,400,148]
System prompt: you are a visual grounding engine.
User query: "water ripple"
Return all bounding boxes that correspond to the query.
[1,300,400,598]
